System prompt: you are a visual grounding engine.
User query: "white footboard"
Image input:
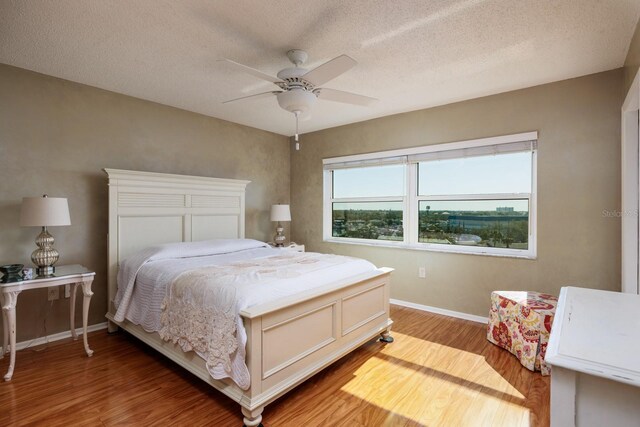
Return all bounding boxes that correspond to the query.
[242,268,393,409]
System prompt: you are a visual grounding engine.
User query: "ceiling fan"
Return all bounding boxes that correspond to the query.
[221,49,378,149]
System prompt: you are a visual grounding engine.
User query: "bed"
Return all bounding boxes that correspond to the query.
[103,169,394,427]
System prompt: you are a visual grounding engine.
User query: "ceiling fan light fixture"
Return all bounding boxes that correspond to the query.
[276,89,317,115]
[278,89,316,150]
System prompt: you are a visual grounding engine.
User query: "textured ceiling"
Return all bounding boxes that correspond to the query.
[1,0,639,136]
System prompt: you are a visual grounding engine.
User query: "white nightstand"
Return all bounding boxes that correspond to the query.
[0,264,95,381]
[268,242,305,252]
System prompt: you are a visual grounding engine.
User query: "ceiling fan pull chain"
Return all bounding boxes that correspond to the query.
[294,111,300,150]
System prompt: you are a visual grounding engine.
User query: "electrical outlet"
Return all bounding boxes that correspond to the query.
[418,267,426,279]
[64,284,71,298]
[47,286,59,301]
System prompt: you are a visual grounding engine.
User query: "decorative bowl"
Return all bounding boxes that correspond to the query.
[0,264,24,277]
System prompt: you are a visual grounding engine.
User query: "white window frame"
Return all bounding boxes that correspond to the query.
[323,132,538,259]
[324,165,408,248]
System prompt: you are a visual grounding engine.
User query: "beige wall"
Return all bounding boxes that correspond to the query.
[291,69,622,317]
[0,60,625,338]
[0,64,289,341]
[624,17,640,96]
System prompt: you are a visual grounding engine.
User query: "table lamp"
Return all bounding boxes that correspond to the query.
[20,195,71,276]
[270,204,291,247]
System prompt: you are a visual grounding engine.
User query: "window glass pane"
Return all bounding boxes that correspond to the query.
[333,202,403,241]
[418,152,532,196]
[418,200,529,249]
[333,165,405,198]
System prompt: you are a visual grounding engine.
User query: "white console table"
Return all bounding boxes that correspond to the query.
[0,265,95,381]
[546,287,640,427]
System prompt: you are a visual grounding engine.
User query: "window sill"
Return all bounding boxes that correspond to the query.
[323,238,537,260]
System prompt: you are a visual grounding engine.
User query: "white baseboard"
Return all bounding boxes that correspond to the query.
[390,299,488,324]
[14,322,108,351]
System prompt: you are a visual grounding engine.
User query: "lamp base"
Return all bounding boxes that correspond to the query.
[31,226,59,277]
[274,222,286,247]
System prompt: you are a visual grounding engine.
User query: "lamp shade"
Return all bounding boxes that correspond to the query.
[270,204,291,222]
[20,195,71,227]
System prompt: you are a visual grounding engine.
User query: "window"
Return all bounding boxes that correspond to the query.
[323,132,537,258]
[331,164,405,242]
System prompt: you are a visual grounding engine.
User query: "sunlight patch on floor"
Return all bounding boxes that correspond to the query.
[338,332,530,426]
[380,333,524,398]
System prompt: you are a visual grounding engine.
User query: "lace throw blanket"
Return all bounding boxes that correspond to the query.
[114,239,269,323]
[158,252,353,390]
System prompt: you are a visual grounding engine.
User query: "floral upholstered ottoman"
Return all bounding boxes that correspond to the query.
[487,291,558,375]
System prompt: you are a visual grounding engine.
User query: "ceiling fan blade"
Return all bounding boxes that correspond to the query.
[220,59,283,84]
[315,88,378,106]
[222,91,281,104]
[302,55,357,86]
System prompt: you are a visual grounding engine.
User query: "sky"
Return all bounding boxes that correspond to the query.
[333,152,532,212]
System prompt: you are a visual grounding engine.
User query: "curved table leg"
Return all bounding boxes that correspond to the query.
[69,283,79,340]
[1,293,7,358]
[2,291,21,381]
[81,279,94,357]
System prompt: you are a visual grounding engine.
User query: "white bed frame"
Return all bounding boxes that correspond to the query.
[103,169,394,427]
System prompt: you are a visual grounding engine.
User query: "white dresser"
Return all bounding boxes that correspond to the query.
[546,287,640,427]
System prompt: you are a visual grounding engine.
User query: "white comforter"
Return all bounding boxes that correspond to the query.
[114,239,377,389]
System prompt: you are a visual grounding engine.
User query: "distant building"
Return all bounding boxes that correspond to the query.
[496,207,514,212]
[448,214,525,230]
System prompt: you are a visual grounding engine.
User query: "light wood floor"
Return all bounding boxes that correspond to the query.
[0,305,549,426]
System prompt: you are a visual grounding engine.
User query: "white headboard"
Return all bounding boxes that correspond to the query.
[104,168,250,316]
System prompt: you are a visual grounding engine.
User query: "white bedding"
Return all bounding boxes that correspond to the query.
[114,239,377,389]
